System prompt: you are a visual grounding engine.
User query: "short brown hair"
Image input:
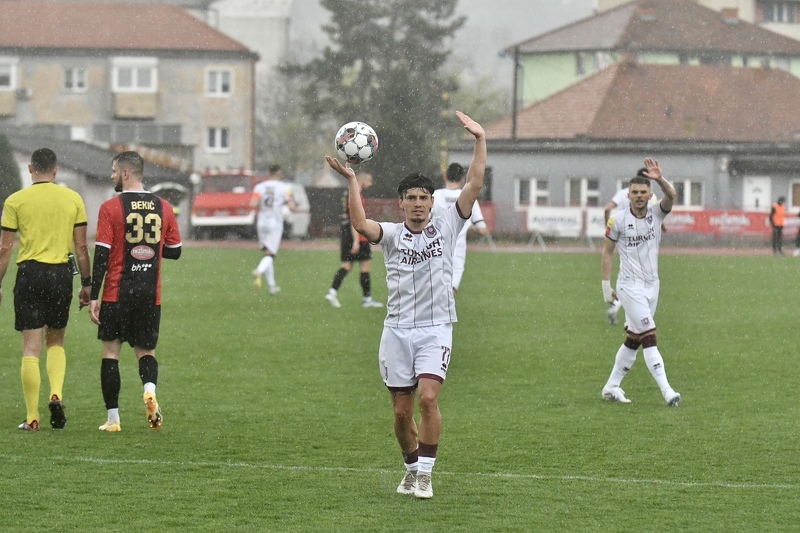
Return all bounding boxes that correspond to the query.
[113,151,144,177]
[30,148,57,173]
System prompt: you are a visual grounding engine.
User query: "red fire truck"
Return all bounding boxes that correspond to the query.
[190,169,311,240]
[190,169,261,240]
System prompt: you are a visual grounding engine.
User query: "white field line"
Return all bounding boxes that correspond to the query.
[0,453,794,490]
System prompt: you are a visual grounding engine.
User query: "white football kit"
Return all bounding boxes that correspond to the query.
[252,180,294,254]
[375,202,468,388]
[605,201,669,334]
[431,188,486,291]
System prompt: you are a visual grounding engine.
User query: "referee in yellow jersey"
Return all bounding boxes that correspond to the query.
[0,148,92,431]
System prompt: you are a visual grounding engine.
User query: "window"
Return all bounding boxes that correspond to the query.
[207,69,232,96]
[790,181,800,207]
[593,52,611,72]
[567,177,600,207]
[207,127,230,153]
[64,67,87,92]
[515,178,548,208]
[758,1,799,23]
[0,57,18,90]
[112,57,157,93]
[576,53,586,76]
[674,180,703,208]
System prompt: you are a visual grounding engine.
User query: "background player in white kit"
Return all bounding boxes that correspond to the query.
[601,158,681,407]
[431,162,487,296]
[602,168,661,325]
[325,111,486,500]
[250,165,297,294]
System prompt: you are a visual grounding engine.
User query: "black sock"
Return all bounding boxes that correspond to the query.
[138,355,158,386]
[360,272,371,298]
[101,358,121,410]
[331,268,348,291]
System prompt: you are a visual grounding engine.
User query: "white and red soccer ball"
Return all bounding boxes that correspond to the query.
[334,121,378,165]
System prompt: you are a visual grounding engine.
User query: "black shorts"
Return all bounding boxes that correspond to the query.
[98,300,161,349]
[340,222,372,262]
[13,261,73,331]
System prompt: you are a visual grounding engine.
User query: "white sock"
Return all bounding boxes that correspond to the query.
[418,456,435,474]
[405,461,418,473]
[266,263,276,287]
[256,255,273,276]
[643,346,672,394]
[605,345,637,389]
[107,408,120,424]
[144,382,156,395]
[328,288,337,297]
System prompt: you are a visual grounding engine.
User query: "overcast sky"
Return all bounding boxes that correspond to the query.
[289,0,595,88]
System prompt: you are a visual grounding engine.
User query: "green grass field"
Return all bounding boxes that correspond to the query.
[0,245,798,532]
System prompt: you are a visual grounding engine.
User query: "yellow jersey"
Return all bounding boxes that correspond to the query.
[1,182,88,264]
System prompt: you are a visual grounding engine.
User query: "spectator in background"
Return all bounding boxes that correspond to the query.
[794,210,800,257]
[770,196,786,255]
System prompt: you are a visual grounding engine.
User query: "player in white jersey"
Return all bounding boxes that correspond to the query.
[601,158,681,407]
[325,111,486,500]
[603,168,661,325]
[249,165,297,294]
[431,162,487,295]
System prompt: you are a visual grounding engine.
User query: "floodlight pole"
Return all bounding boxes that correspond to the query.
[512,46,520,141]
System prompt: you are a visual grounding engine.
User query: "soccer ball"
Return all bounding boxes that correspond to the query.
[334,121,379,165]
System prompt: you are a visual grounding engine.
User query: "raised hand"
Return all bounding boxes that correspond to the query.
[456,111,485,140]
[325,156,356,180]
[643,157,662,181]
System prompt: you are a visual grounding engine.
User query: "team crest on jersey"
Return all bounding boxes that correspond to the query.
[646,214,653,224]
[424,226,437,238]
[131,245,155,260]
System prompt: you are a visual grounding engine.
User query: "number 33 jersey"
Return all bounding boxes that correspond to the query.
[95,191,182,304]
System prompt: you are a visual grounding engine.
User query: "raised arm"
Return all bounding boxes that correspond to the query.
[455,111,487,218]
[325,157,381,243]
[642,157,676,213]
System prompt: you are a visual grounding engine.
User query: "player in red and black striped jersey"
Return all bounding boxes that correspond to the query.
[88,151,182,432]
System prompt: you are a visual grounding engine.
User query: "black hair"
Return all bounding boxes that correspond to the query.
[112,151,144,176]
[445,163,466,183]
[30,148,57,173]
[636,167,649,178]
[629,176,651,188]
[397,172,435,198]
[269,164,281,174]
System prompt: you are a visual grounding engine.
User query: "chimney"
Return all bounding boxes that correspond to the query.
[637,6,656,22]
[722,8,740,24]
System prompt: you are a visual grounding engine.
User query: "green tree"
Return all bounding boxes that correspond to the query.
[0,133,22,206]
[287,0,464,197]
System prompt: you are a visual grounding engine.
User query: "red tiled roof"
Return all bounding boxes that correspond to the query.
[510,0,800,55]
[0,0,253,54]
[486,62,800,143]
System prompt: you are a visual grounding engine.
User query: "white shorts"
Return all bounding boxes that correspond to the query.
[617,282,659,334]
[257,220,284,255]
[378,324,453,389]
